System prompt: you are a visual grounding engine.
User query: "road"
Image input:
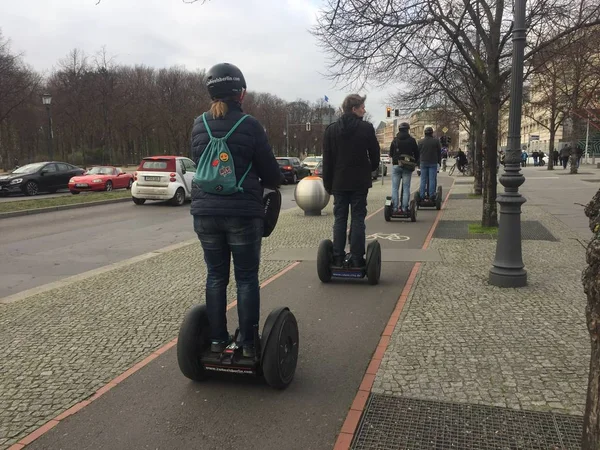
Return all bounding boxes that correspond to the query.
[0,185,298,299]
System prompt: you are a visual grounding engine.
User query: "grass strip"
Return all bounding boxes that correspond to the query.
[0,190,131,213]
[468,223,498,235]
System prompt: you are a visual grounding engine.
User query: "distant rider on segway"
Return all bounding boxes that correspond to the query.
[418,126,441,201]
[322,94,380,268]
[389,122,419,214]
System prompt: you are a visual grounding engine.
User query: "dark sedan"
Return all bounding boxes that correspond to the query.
[276,157,311,184]
[0,161,85,196]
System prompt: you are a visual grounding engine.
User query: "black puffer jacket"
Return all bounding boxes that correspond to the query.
[323,113,380,193]
[418,135,442,165]
[190,101,283,217]
[389,130,420,166]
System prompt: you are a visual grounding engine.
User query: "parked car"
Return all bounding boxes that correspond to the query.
[276,157,311,184]
[381,154,391,164]
[0,161,85,196]
[131,156,196,206]
[69,166,134,194]
[301,156,322,173]
[371,161,388,180]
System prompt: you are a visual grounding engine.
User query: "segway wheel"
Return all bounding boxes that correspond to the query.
[317,239,333,282]
[384,205,391,222]
[261,308,299,389]
[436,186,443,210]
[410,200,417,222]
[176,304,210,381]
[413,191,420,210]
[366,240,382,285]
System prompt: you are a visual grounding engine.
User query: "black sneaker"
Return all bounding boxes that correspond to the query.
[211,340,228,353]
[243,346,256,358]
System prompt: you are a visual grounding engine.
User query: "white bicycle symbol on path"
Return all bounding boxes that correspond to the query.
[366,233,410,242]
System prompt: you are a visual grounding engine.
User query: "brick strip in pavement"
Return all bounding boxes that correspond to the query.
[344,176,593,449]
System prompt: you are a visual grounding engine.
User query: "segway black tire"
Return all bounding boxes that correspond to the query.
[436,186,442,210]
[410,200,417,222]
[177,304,211,382]
[384,205,391,222]
[413,191,420,210]
[261,308,299,389]
[366,240,382,285]
[317,239,333,282]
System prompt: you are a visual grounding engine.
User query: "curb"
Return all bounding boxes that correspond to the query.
[334,179,455,450]
[0,197,133,220]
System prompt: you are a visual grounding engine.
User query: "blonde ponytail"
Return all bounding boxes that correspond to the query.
[210,100,228,118]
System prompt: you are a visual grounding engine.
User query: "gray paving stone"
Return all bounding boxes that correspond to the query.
[0,182,392,449]
[374,194,590,417]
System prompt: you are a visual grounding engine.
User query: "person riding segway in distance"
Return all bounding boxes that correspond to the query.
[389,122,419,214]
[418,126,441,201]
[322,94,380,268]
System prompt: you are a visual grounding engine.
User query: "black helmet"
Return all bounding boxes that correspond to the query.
[398,122,410,130]
[206,63,246,99]
[424,126,434,135]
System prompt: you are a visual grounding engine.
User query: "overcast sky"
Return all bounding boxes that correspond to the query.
[1,0,399,125]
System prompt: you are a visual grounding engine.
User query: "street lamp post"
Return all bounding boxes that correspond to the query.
[488,0,528,287]
[42,93,54,160]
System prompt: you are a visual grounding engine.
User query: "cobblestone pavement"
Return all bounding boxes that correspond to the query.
[0,181,391,450]
[373,179,591,417]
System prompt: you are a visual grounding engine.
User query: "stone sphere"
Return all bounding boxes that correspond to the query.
[294,176,330,216]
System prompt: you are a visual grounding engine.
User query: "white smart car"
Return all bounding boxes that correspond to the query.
[131,156,196,206]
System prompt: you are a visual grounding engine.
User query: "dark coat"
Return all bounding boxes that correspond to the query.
[417,135,442,165]
[322,113,380,193]
[190,101,283,218]
[389,130,420,167]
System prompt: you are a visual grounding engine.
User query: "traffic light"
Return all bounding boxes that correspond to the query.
[306,122,311,132]
[447,136,451,143]
[386,107,391,118]
[394,109,399,117]
[440,136,447,146]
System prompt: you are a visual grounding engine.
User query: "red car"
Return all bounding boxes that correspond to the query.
[69,166,134,194]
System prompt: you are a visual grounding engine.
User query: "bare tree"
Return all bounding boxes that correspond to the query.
[312,0,600,227]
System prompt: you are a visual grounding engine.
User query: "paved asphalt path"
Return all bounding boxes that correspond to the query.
[0,185,297,299]
[518,164,600,241]
[27,178,452,450]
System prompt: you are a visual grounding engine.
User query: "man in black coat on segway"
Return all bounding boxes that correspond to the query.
[322,94,380,268]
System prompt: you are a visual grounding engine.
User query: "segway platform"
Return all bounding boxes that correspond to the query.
[317,239,382,285]
[414,185,442,210]
[177,305,299,390]
[384,196,416,222]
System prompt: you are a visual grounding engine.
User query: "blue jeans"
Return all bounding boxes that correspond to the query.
[332,190,368,263]
[419,163,438,198]
[391,165,412,211]
[193,216,263,347]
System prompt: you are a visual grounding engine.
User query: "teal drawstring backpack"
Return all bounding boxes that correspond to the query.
[193,113,251,195]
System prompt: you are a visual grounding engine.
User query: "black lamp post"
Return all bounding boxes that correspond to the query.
[489,0,528,287]
[42,93,54,161]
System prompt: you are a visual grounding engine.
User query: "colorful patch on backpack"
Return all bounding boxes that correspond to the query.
[211,159,219,167]
[219,166,232,177]
[219,152,229,162]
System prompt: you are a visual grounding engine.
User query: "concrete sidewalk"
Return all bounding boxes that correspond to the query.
[348,171,597,449]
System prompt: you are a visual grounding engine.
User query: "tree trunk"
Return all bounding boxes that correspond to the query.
[475,124,484,196]
[482,96,499,227]
[582,187,600,449]
[548,128,556,171]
